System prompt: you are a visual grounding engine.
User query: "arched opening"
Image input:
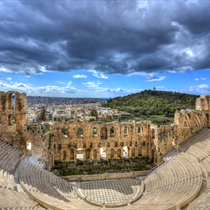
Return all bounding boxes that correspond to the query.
[114,142,118,147]
[110,148,114,158]
[62,127,68,137]
[58,144,62,151]
[117,149,121,158]
[132,148,135,157]
[63,151,67,161]
[151,129,155,139]
[101,127,107,139]
[26,140,31,150]
[54,144,56,151]
[147,143,149,157]
[123,146,129,161]
[151,149,155,163]
[93,149,97,159]
[8,93,16,110]
[100,147,107,162]
[206,114,209,125]
[138,127,141,134]
[110,127,115,137]
[77,127,83,138]
[92,127,97,137]
[8,114,16,125]
[77,148,83,163]
[86,149,90,159]
[124,127,128,137]
[70,149,74,160]
[138,147,141,156]
[67,143,71,149]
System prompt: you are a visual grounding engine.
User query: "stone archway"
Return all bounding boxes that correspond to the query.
[100,147,107,162]
[110,148,114,158]
[101,127,107,139]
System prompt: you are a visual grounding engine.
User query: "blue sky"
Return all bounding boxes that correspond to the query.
[1,0,210,98]
[0,68,209,98]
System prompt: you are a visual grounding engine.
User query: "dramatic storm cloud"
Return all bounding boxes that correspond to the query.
[0,0,210,78]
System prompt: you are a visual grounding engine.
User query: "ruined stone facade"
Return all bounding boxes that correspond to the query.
[0,91,209,169]
[0,91,27,150]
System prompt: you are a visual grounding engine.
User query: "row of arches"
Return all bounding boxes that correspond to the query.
[0,114,16,125]
[61,126,142,139]
[54,143,156,163]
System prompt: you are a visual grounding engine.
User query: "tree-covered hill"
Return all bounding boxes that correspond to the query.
[104,90,199,117]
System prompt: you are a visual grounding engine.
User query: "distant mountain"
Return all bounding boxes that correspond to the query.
[103,90,199,117]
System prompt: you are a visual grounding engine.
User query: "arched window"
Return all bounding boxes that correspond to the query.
[110,127,115,137]
[124,127,128,137]
[26,140,31,150]
[110,149,114,158]
[101,127,107,139]
[100,147,107,162]
[132,148,135,157]
[151,129,155,139]
[117,149,121,157]
[58,144,62,151]
[92,127,97,137]
[70,150,74,159]
[63,151,66,160]
[62,127,68,136]
[77,127,83,138]
[8,114,16,125]
[8,93,15,110]
[86,149,90,159]
[93,150,97,159]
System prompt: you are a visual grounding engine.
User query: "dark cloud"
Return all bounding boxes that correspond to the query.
[0,0,210,77]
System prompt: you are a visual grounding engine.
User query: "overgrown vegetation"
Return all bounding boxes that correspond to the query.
[104,90,199,117]
[40,124,50,133]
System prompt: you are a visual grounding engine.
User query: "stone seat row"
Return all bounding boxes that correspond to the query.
[19,161,77,201]
[162,149,181,161]
[0,169,16,189]
[0,150,20,173]
[132,153,203,209]
[0,140,24,159]
[186,138,210,162]
[19,161,99,210]
[0,188,38,209]
[185,156,210,209]
[134,177,202,209]
[179,128,210,151]
[26,156,46,168]
[144,153,202,193]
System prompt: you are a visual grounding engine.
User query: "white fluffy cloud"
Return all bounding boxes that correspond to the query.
[67,81,72,86]
[82,81,142,94]
[90,70,108,79]
[6,78,12,81]
[55,81,66,84]
[73,75,87,78]
[0,80,77,95]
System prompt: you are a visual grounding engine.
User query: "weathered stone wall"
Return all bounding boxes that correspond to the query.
[0,91,209,167]
[0,91,27,150]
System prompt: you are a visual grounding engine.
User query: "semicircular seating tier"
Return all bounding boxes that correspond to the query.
[0,140,40,209]
[19,160,100,210]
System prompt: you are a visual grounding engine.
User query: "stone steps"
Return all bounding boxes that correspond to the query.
[178,128,210,152]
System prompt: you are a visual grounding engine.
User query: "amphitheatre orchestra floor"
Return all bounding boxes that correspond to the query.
[78,179,140,204]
